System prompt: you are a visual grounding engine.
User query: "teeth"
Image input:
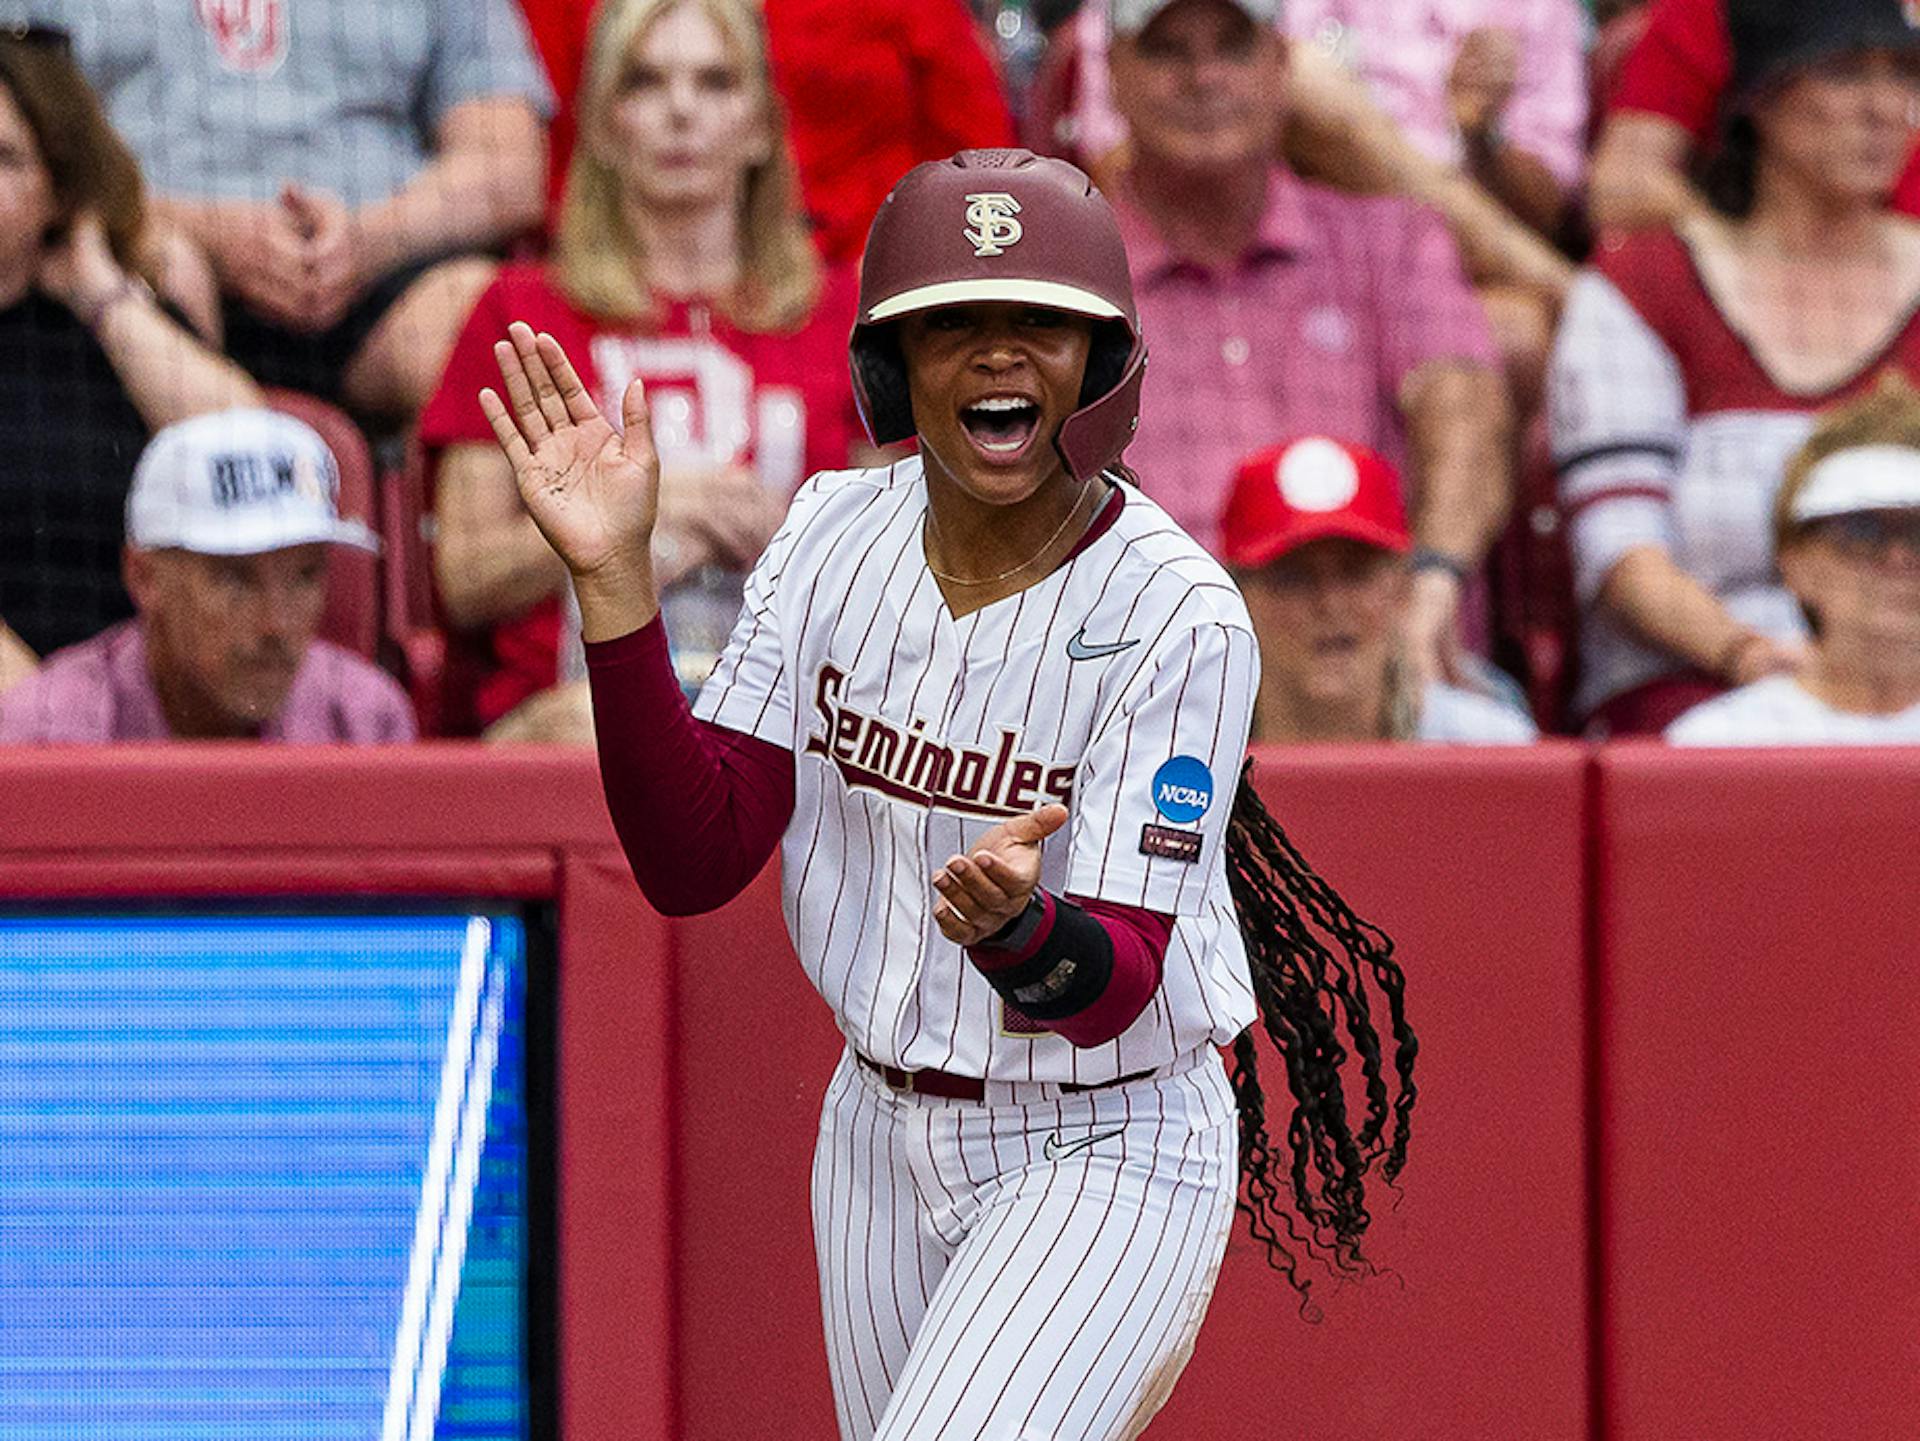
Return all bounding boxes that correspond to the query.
[968,397,1035,413]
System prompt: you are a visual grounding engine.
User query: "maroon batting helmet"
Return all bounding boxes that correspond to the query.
[850,149,1147,482]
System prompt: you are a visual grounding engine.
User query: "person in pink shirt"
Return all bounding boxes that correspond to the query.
[1076,0,1591,237]
[0,408,416,743]
[1108,0,1510,686]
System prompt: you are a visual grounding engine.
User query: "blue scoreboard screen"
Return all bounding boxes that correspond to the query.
[0,909,548,1441]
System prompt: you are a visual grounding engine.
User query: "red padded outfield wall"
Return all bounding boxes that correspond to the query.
[4,744,1917,1440]
[1592,747,1920,1441]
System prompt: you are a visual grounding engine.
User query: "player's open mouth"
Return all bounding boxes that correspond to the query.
[959,396,1042,460]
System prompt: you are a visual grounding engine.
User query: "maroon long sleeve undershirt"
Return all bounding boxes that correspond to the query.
[584,621,794,916]
[583,617,1171,1047]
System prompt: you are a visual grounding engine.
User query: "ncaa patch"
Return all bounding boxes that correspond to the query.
[1150,756,1213,823]
[1139,824,1201,865]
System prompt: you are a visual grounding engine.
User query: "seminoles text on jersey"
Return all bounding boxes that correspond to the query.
[805,663,1075,820]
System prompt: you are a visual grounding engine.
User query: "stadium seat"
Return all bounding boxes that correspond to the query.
[1492,413,1577,731]
[380,444,448,736]
[264,389,379,660]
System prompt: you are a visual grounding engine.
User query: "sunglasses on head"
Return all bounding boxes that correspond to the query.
[1814,510,1920,553]
[1,22,72,53]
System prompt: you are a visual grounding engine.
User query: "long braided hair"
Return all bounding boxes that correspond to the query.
[1221,759,1418,1312]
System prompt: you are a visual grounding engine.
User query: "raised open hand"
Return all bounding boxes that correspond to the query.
[931,804,1070,947]
[480,322,661,598]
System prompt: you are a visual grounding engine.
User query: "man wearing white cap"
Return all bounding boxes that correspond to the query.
[0,409,415,743]
[1669,382,1920,745]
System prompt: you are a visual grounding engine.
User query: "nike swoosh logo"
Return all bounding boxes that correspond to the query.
[1066,627,1139,662]
[1043,1127,1126,1162]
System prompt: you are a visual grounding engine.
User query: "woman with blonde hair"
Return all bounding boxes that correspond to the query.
[1668,377,1920,744]
[421,0,861,734]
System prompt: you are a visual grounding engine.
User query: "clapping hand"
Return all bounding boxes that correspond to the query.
[931,805,1070,947]
[480,321,664,640]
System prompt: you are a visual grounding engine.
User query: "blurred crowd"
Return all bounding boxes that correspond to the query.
[1,0,1917,748]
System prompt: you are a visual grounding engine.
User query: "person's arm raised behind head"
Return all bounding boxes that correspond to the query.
[41,213,261,428]
[1588,111,1712,235]
[1281,41,1574,299]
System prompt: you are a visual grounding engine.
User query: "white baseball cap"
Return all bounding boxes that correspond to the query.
[1110,0,1282,36]
[1791,444,1920,523]
[125,408,378,556]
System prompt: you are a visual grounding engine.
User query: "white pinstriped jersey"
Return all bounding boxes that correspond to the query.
[692,456,1260,1083]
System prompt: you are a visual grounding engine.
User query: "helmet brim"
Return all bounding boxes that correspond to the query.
[864,278,1125,325]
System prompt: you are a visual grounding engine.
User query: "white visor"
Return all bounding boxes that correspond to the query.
[1792,444,1920,522]
[865,278,1125,324]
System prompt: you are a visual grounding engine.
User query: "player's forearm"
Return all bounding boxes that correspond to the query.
[90,291,262,428]
[968,894,1172,1049]
[585,617,794,915]
[1401,362,1513,564]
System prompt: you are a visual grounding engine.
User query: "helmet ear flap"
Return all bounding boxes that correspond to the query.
[851,326,915,448]
[1057,338,1147,482]
[1079,320,1133,408]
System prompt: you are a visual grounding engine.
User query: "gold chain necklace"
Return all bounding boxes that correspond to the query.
[923,475,1096,586]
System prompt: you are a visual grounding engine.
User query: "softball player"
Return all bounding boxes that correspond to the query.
[480,149,1416,1441]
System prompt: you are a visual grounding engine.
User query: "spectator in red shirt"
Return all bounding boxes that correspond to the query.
[1591,0,1920,232]
[514,0,1017,258]
[765,0,1018,261]
[421,0,862,736]
[1549,0,1920,732]
[1108,0,1511,691]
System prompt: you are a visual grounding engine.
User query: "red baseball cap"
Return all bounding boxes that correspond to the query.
[1219,436,1412,568]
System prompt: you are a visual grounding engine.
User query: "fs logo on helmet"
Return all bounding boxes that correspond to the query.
[964,193,1024,258]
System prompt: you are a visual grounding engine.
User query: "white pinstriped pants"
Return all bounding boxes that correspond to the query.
[811,1048,1240,1441]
